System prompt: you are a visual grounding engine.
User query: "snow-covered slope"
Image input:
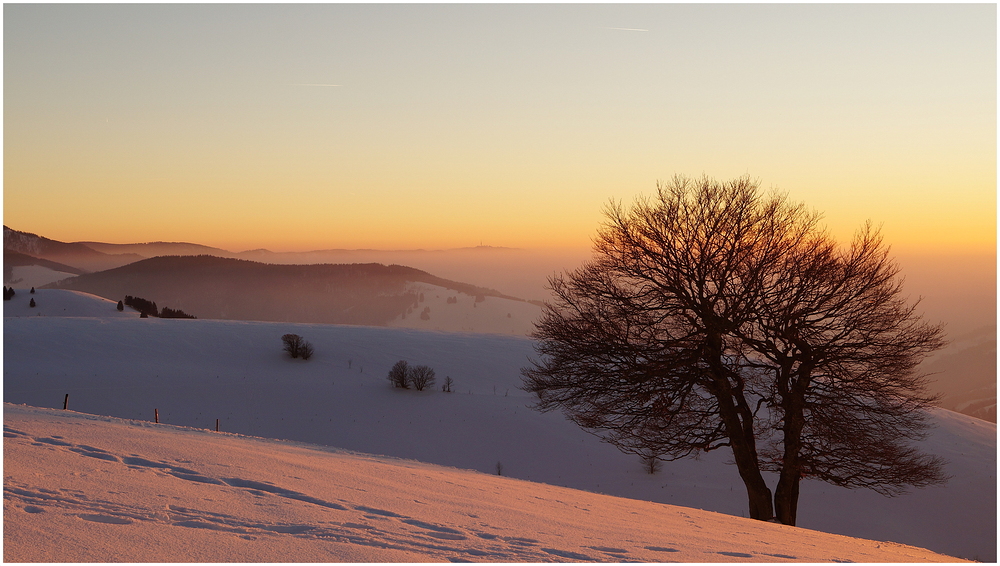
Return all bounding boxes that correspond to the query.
[3,404,964,563]
[4,290,995,561]
[924,325,997,422]
[4,265,78,289]
[4,289,137,318]
[386,282,541,335]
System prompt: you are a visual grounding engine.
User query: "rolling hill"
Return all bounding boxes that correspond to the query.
[41,255,536,332]
[6,226,995,419]
[3,226,142,272]
[925,326,998,422]
[4,289,995,561]
[3,249,88,289]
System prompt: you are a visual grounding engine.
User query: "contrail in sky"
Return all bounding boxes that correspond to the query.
[605,27,649,32]
[290,83,343,87]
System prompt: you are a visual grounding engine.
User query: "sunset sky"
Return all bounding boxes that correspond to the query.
[4,4,996,253]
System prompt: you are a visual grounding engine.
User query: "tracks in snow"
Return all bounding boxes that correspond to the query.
[4,424,635,562]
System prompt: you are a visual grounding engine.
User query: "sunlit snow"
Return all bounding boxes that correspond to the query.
[5,403,967,563]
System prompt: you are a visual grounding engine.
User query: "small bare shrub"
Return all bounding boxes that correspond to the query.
[410,365,436,391]
[388,360,410,388]
[642,452,662,475]
[282,334,314,360]
[299,341,314,360]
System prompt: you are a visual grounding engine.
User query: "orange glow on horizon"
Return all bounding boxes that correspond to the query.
[3,4,994,258]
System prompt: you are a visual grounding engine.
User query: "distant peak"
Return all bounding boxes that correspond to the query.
[456,245,521,251]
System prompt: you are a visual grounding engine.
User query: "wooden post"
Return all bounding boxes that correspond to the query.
[215,419,220,432]
[155,409,159,423]
[63,394,69,410]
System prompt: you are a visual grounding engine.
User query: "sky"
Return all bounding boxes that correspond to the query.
[3,4,996,253]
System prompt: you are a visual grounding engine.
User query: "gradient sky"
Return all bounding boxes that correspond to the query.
[4,4,996,253]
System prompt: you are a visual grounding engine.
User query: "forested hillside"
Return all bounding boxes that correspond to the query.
[45,255,522,326]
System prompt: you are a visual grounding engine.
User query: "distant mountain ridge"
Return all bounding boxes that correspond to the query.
[44,254,523,327]
[6,226,540,334]
[4,225,92,258]
[78,240,233,258]
[241,244,520,255]
[4,226,532,277]
[3,226,142,272]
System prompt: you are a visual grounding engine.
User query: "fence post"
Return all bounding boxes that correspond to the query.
[155,409,159,424]
[63,394,69,410]
[216,419,220,432]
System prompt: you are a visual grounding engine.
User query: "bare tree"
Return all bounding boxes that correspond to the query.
[281,333,314,360]
[641,450,662,475]
[410,365,436,391]
[442,376,454,392]
[739,222,946,525]
[521,175,945,524]
[523,176,813,521]
[298,340,314,360]
[388,360,410,388]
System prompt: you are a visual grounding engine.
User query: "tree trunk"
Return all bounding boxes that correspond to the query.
[774,469,801,526]
[734,441,775,520]
[709,383,773,517]
[774,371,808,526]
[718,393,775,521]
[706,332,775,522]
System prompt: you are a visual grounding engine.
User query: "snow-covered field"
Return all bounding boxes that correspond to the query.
[4,404,964,563]
[4,289,996,561]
